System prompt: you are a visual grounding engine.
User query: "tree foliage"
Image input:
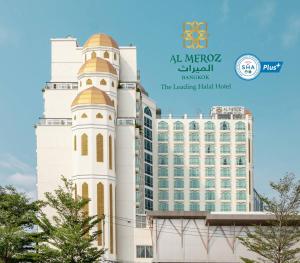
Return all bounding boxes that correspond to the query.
[0,186,41,263]
[35,177,104,263]
[239,173,300,263]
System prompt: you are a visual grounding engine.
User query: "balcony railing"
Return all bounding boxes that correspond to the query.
[45,82,78,90]
[37,118,72,126]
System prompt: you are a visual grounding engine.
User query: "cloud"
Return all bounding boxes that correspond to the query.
[250,0,276,27]
[0,154,36,199]
[282,16,300,48]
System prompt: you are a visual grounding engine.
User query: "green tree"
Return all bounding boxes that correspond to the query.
[0,186,41,263]
[36,177,104,263]
[239,173,300,263]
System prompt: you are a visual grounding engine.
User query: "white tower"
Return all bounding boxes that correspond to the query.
[71,87,116,260]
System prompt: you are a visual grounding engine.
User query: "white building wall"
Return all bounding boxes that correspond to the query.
[119,47,137,82]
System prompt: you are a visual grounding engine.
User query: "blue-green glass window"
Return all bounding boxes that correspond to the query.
[158,179,168,188]
[158,191,169,200]
[158,121,168,130]
[158,167,168,177]
[221,202,231,212]
[174,167,184,177]
[221,179,231,188]
[174,202,184,211]
[205,167,215,177]
[205,202,215,212]
[221,144,230,154]
[189,167,199,177]
[235,121,245,130]
[205,132,215,142]
[220,121,230,130]
[236,167,246,177]
[205,144,215,153]
[189,132,199,142]
[174,144,184,153]
[158,132,168,142]
[174,132,184,142]
[236,144,246,153]
[220,132,231,142]
[236,203,247,211]
[174,121,184,130]
[189,156,199,165]
[190,191,200,200]
[190,179,200,188]
[205,157,215,165]
[237,179,246,188]
[189,121,199,130]
[221,167,231,177]
[190,202,200,211]
[221,191,231,200]
[221,156,231,165]
[237,191,247,200]
[158,202,169,211]
[174,155,184,165]
[174,191,184,200]
[158,143,168,153]
[205,121,215,130]
[189,144,199,153]
[174,179,184,188]
[236,156,246,165]
[158,155,168,165]
[236,133,246,142]
[205,179,215,188]
[205,191,215,200]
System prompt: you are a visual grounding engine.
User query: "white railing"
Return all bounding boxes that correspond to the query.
[45,82,78,90]
[37,118,72,126]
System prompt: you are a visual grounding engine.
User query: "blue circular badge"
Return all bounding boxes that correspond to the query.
[235,54,261,80]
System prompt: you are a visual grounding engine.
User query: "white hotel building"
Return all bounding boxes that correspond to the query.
[36,33,254,262]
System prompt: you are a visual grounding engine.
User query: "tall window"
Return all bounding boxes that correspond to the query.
[74,135,77,151]
[109,135,113,169]
[82,183,89,216]
[189,121,199,130]
[81,134,88,156]
[96,134,103,162]
[220,121,230,130]
[109,184,114,253]
[158,121,168,130]
[235,121,245,130]
[144,106,152,117]
[205,121,215,130]
[97,183,104,245]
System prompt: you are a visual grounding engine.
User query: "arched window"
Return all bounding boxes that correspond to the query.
[174,121,183,130]
[109,135,112,170]
[158,121,168,130]
[109,184,114,253]
[144,107,152,117]
[97,182,104,245]
[104,51,109,58]
[96,113,103,119]
[82,182,89,216]
[86,79,92,85]
[220,121,230,130]
[100,79,107,85]
[81,134,88,156]
[189,121,199,130]
[114,53,117,60]
[235,121,246,130]
[109,115,112,120]
[74,135,77,151]
[91,51,96,58]
[81,113,87,118]
[96,134,103,162]
[205,121,215,130]
[112,81,115,87]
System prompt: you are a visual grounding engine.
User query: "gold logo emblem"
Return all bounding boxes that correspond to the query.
[181,21,208,49]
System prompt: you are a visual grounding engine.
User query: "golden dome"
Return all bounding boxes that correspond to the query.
[71,87,114,107]
[78,57,117,75]
[83,33,118,49]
